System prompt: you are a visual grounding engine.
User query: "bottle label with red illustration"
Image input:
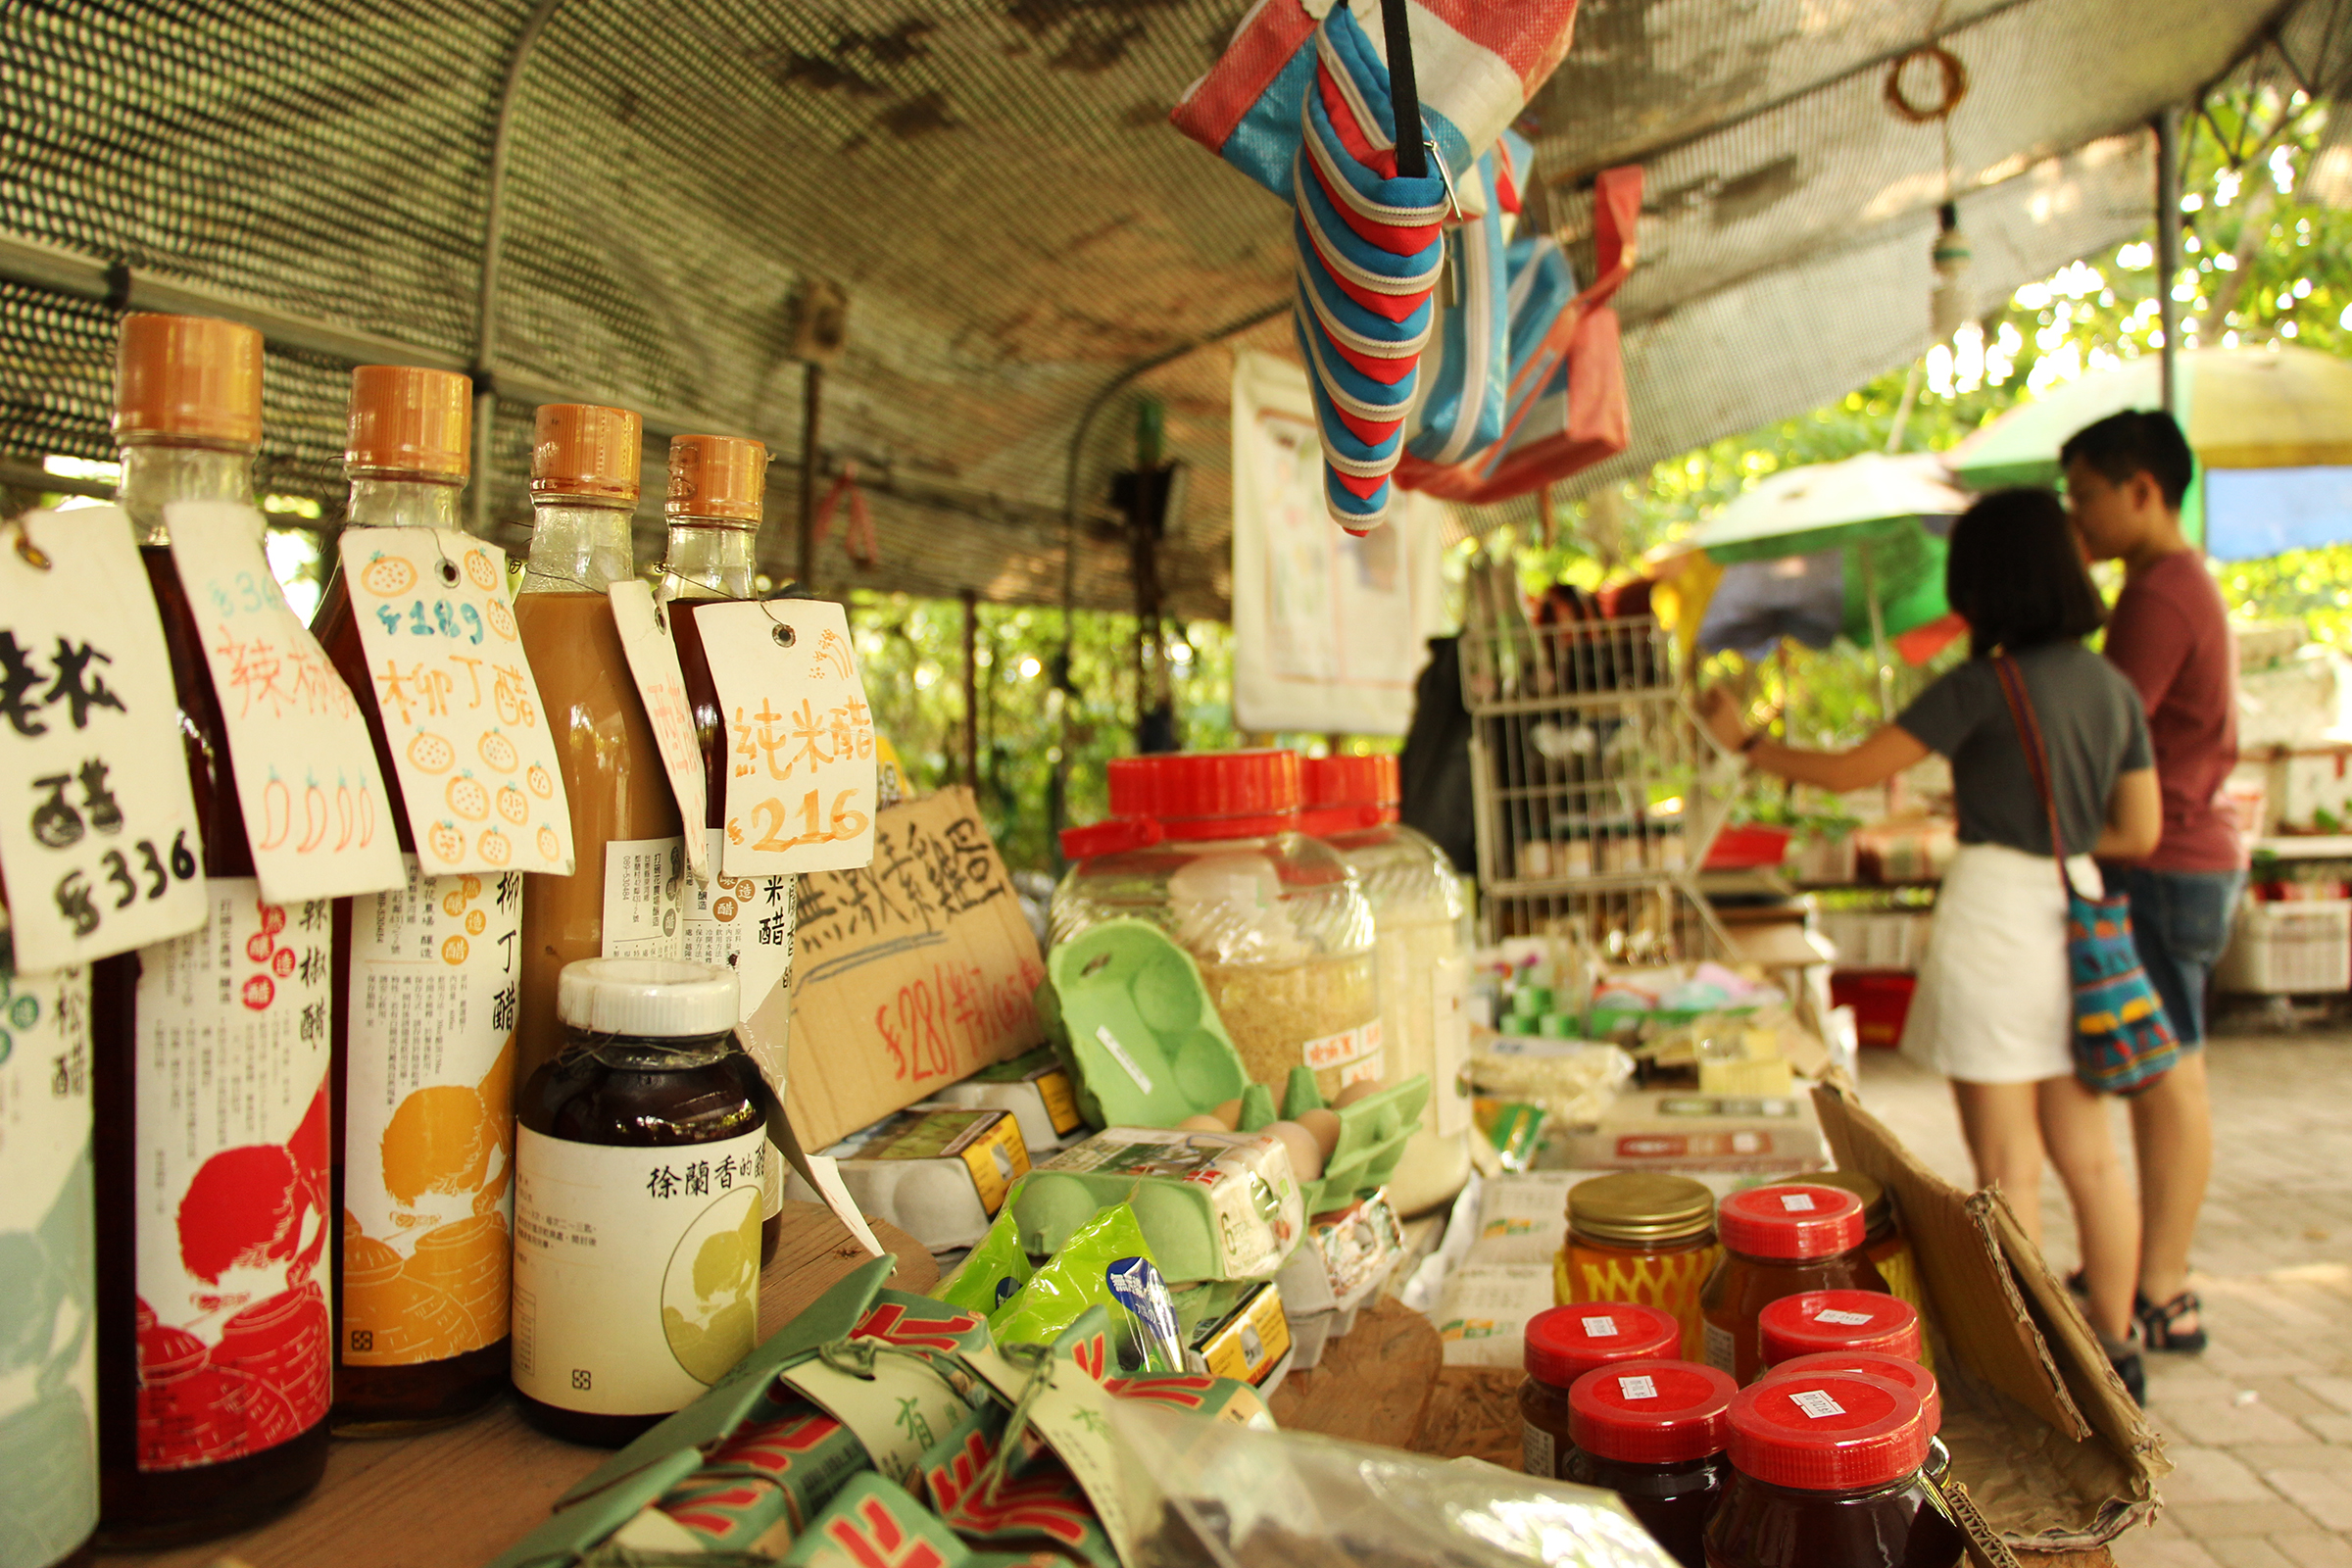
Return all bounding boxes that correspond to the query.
[133,881,332,1472]
[342,858,520,1368]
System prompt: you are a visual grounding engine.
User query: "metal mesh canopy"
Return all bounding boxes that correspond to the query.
[0,0,2322,616]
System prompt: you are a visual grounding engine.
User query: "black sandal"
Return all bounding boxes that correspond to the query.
[2137,1290,2207,1353]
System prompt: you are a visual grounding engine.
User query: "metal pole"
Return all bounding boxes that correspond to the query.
[961,588,980,788]
[1860,542,1895,723]
[2156,106,2183,416]
[797,362,823,593]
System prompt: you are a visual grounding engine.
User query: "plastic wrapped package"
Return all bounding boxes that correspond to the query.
[1113,1401,1679,1568]
[1469,1038,1634,1124]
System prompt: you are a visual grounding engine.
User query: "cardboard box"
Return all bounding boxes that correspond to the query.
[1555,1090,1827,1174]
[763,788,1048,1151]
[785,1105,1031,1250]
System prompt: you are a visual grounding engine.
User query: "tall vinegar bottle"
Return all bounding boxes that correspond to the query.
[91,314,331,1544]
[315,367,516,1432]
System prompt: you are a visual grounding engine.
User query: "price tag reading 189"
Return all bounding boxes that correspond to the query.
[0,508,208,969]
[694,599,877,877]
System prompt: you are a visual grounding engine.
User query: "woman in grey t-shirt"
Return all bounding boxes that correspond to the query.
[1699,488,2159,1396]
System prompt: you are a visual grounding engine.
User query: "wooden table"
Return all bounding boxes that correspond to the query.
[120,1203,937,1568]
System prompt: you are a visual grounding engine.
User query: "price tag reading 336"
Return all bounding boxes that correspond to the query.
[697,599,876,876]
[0,508,207,969]
[338,527,576,877]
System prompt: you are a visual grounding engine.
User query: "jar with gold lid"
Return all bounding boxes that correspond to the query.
[1555,1172,1723,1360]
[1798,1171,1931,1370]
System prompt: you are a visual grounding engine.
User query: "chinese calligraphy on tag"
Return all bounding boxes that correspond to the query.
[695,599,877,876]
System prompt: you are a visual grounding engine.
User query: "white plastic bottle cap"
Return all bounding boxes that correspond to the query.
[557,957,740,1038]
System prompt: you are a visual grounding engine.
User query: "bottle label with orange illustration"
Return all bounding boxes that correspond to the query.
[132,882,333,1472]
[513,1123,765,1416]
[342,858,521,1367]
[680,830,794,1020]
[603,837,685,958]
[0,963,97,1556]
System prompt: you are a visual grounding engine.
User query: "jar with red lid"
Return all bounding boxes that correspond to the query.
[1519,1302,1682,1480]
[1052,751,1379,1097]
[1562,1358,1736,1568]
[1759,1290,1922,1367]
[1705,1371,1961,1568]
[1762,1352,1948,1485]
[1807,1168,1932,1363]
[1700,1185,1887,1383]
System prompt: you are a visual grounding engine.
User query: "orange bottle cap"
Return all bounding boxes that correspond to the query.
[531,404,642,503]
[347,366,472,479]
[666,433,766,524]
[114,313,263,449]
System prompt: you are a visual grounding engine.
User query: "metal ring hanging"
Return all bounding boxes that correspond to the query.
[759,598,798,648]
[1884,45,1969,123]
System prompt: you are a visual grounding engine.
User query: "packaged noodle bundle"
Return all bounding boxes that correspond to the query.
[603,1396,872,1557]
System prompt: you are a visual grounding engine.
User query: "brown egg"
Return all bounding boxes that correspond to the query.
[1296,1106,1343,1159]
[1264,1119,1325,1183]
[1212,1099,1245,1130]
[1332,1078,1384,1108]
[1177,1113,1229,1133]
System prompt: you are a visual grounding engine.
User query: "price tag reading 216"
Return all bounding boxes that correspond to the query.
[696,599,878,877]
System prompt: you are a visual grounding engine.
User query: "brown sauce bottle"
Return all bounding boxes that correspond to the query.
[90,314,331,1544]
[315,366,515,1432]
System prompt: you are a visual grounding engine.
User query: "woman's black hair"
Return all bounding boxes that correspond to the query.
[1943,486,2107,659]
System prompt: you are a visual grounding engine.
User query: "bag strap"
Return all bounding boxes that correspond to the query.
[1990,654,2078,898]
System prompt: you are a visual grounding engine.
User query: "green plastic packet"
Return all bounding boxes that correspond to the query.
[937,1206,1036,1315]
[989,1203,1184,1377]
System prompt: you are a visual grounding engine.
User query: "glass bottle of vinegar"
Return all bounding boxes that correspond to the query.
[91,314,332,1544]
[315,366,517,1431]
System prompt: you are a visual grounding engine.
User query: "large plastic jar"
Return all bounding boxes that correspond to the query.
[1700,1185,1887,1384]
[1704,1372,1962,1568]
[1053,751,1380,1100]
[1300,754,1471,1214]
[1557,1172,1722,1360]
[1517,1301,1683,1480]
[1563,1358,1738,1568]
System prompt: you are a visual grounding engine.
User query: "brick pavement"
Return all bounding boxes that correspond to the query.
[1858,1026,2352,1567]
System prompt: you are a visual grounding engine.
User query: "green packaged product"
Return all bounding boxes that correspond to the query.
[602,1396,871,1558]
[990,1204,1184,1377]
[783,1473,974,1568]
[915,1399,1120,1568]
[937,1208,1037,1316]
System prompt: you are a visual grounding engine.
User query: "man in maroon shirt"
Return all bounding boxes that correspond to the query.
[2064,409,2242,1357]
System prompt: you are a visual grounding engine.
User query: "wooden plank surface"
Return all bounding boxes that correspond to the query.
[123,1203,937,1568]
[1267,1298,1443,1446]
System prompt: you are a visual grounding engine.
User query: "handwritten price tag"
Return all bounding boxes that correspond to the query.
[337,527,576,877]
[0,508,208,969]
[696,599,876,877]
[607,581,710,886]
[167,502,403,903]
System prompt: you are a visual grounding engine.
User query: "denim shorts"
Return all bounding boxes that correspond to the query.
[2112,866,2246,1048]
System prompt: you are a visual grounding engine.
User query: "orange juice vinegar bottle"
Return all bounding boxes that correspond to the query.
[314,367,517,1432]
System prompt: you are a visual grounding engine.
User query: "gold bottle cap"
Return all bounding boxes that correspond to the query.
[665,433,766,524]
[114,313,263,449]
[1800,1168,1890,1227]
[347,366,471,479]
[1567,1172,1717,1246]
[531,404,642,503]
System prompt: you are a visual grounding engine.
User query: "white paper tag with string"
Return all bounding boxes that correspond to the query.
[695,599,877,877]
[169,502,403,902]
[0,507,209,969]
[607,580,710,886]
[335,528,576,877]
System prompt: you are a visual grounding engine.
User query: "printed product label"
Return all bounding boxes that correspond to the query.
[513,1123,765,1415]
[133,882,333,1471]
[1582,1314,1619,1337]
[681,828,795,1021]
[1617,1374,1657,1400]
[0,964,96,1557]
[832,1107,1029,1216]
[1788,1388,1846,1419]
[1032,1067,1082,1136]
[607,581,710,884]
[1814,1307,1875,1327]
[342,858,521,1367]
[1521,1420,1555,1478]
[1702,1318,1737,1376]
[1301,1018,1381,1074]
[1778,1192,1816,1212]
[602,835,685,958]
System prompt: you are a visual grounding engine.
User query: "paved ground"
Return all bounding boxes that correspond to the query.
[1857,1020,2352,1568]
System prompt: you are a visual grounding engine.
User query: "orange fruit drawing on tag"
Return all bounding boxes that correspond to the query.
[361,555,417,597]
[446,776,490,822]
[407,732,455,775]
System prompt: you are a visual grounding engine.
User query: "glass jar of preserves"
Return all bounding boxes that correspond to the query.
[1556,1172,1721,1360]
[1804,1169,1929,1361]
[513,959,766,1446]
[1705,1371,1962,1568]
[1517,1301,1681,1480]
[1758,1290,1922,1368]
[1562,1358,1737,1568]
[1700,1185,1886,1384]
[1761,1352,1948,1484]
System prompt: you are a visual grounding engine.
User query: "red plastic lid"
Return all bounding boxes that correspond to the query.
[1726,1372,1930,1491]
[1103,751,1301,841]
[1567,1358,1737,1464]
[1716,1185,1867,1260]
[1762,1352,1941,1436]
[1759,1291,1923,1366]
[1057,816,1164,860]
[1523,1303,1681,1387]
[1301,754,1398,808]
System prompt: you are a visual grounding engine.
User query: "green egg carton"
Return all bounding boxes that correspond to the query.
[1236,1067,1428,1216]
[1006,1124,1304,1282]
[1035,919,1249,1130]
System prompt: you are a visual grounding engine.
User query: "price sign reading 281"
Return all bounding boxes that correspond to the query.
[695,599,878,877]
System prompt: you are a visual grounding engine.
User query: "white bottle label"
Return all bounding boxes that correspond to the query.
[602,836,685,958]
[680,828,794,1021]
[342,858,522,1366]
[513,1122,765,1416]
[1703,1318,1738,1376]
[0,963,97,1556]
[133,881,334,1471]
[1521,1420,1555,1478]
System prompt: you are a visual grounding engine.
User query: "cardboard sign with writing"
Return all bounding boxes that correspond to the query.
[0,507,208,968]
[696,598,877,876]
[169,502,403,902]
[773,788,1046,1151]
[337,527,575,877]
[609,580,710,885]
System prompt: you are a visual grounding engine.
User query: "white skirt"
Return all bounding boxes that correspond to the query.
[1898,842,2100,1085]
